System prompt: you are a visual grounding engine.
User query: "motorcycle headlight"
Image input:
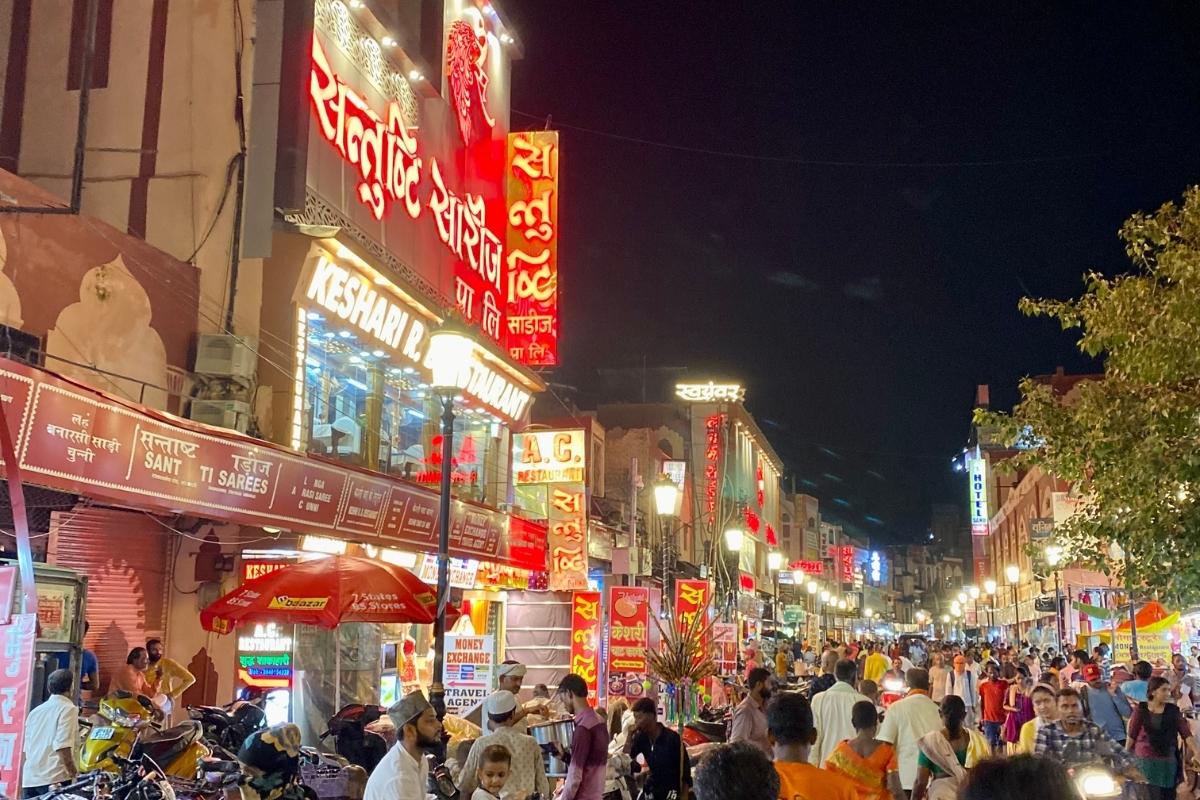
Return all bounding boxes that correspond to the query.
[1074,768,1121,798]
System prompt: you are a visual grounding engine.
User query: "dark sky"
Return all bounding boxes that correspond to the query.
[506,1,1200,543]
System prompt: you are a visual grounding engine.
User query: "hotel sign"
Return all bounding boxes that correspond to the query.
[968,457,990,535]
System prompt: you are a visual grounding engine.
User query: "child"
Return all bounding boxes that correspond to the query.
[472,744,512,800]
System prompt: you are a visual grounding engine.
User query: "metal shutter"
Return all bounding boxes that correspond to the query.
[48,506,170,693]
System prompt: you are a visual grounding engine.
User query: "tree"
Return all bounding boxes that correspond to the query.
[976,186,1200,605]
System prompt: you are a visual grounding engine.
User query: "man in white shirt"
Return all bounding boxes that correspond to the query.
[22,669,79,797]
[809,659,868,765]
[877,668,942,795]
[458,691,549,800]
[946,655,980,726]
[365,691,442,800]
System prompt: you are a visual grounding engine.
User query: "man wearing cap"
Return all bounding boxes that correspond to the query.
[458,691,549,800]
[365,691,443,800]
[494,661,549,733]
[1080,663,1131,747]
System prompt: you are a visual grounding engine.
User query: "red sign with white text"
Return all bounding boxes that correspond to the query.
[570,592,602,701]
[791,560,824,576]
[674,579,711,634]
[703,415,724,526]
[504,131,560,366]
[839,546,855,585]
[607,586,650,674]
[0,613,37,798]
[0,359,546,570]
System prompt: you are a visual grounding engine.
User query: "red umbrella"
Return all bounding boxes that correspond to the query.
[200,555,457,633]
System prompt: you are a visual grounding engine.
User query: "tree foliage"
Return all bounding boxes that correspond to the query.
[976,187,1200,605]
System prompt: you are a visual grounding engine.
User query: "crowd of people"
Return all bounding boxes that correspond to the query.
[706,637,1200,800]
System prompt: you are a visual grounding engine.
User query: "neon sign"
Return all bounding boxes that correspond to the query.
[512,430,586,484]
[505,131,560,366]
[446,17,495,145]
[675,382,746,403]
[703,414,724,526]
[968,457,990,535]
[309,35,422,222]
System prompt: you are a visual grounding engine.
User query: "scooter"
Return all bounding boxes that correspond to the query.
[80,692,216,781]
[319,705,389,774]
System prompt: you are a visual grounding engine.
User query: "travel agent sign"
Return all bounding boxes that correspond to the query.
[442,634,494,715]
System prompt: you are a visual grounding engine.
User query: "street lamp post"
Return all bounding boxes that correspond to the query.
[1005,564,1021,646]
[967,585,980,631]
[652,475,680,601]
[768,550,783,628]
[1045,545,1064,649]
[983,578,997,636]
[722,525,745,621]
[807,581,818,642]
[425,319,476,720]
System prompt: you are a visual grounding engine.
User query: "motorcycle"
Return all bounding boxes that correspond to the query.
[319,705,389,774]
[188,688,269,751]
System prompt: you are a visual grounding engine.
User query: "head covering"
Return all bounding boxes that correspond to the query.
[484,690,517,716]
[1082,663,1102,682]
[388,690,432,727]
[237,724,306,800]
[496,662,527,679]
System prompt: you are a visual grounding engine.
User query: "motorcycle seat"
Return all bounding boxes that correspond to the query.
[138,721,204,764]
[685,719,727,738]
[191,706,234,721]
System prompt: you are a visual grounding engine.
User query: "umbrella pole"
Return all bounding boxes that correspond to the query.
[335,630,342,711]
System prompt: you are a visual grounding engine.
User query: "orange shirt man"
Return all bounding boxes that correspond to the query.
[768,690,857,800]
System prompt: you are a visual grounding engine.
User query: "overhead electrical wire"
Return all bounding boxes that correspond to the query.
[510,109,1106,168]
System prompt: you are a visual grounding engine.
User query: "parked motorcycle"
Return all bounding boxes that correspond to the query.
[319,705,389,774]
[188,688,269,751]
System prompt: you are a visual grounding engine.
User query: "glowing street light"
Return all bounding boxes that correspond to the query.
[984,578,997,595]
[768,551,784,571]
[723,525,744,552]
[968,585,980,599]
[652,474,680,517]
[807,581,818,594]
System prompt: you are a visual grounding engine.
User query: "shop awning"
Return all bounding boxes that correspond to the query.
[0,356,547,571]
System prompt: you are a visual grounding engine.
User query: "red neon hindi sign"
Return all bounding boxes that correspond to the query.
[569,592,602,701]
[703,415,724,526]
[504,131,560,366]
[791,560,824,576]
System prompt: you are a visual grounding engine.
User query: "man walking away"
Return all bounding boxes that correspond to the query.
[768,691,857,800]
[21,669,78,798]
[810,659,868,766]
[877,668,942,796]
[556,674,608,800]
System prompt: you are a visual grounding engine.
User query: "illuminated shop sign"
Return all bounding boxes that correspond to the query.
[675,382,746,403]
[968,457,989,535]
[511,430,586,484]
[236,622,293,689]
[505,131,560,366]
[301,255,532,423]
[703,414,724,526]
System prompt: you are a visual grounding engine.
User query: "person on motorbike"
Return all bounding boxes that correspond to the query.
[1033,687,1145,783]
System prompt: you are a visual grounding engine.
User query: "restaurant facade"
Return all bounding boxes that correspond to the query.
[0,0,565,732]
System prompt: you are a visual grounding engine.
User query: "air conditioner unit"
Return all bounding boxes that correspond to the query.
[194,334,257,379]
[189,399,251,433]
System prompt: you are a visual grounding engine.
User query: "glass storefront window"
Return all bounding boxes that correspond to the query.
[301,310,507,504]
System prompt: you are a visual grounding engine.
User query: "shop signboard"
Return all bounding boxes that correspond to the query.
[713,622,738,675]
[511,430,586,484]
[442,633,495,715]
[782,605,804,624]
[1030,518,1054,541]
[0,613,37,798]
[1111,629,1173,666]
[0,358,546,571]
[674,579,711,635]
[968,457,990,535]
[236,622,294,690]
[607,586,649,674]
[417,555,480,589]
[569,592,602,701]
[702,414,725,527]
[505,131,560,366]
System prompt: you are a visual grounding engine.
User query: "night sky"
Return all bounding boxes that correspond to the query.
[506,2,1200,542]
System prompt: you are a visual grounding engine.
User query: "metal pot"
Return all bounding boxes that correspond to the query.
[528,718,575,750]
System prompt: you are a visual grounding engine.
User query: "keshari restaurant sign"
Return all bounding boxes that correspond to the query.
[0,358,546,571]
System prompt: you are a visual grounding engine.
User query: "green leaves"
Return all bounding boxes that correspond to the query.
[977,187,1200,606]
